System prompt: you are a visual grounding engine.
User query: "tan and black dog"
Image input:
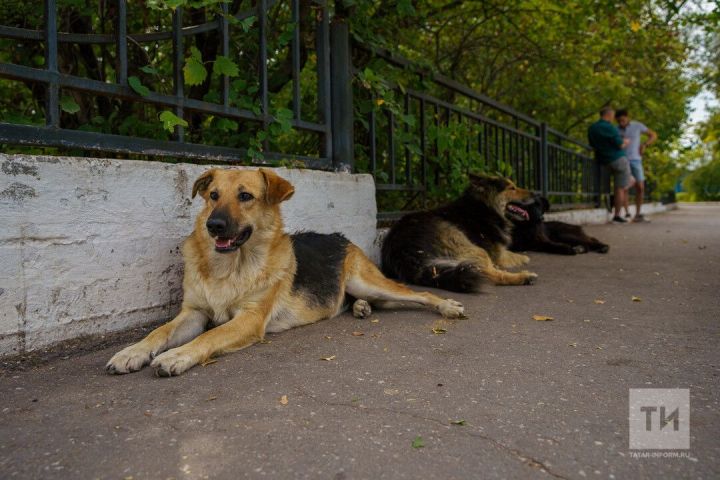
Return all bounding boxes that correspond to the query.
[106,168,463,376]
[381,173,538,292]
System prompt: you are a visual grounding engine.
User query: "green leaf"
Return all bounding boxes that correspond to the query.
[139,65,159,75]
[184,47,207,86]
[128,76,150,96]
[450,420,466,426]
[240,15,256,32]
[159,110,188,132]
[215,118,238,132]
[60,96,80,114]
[397,0,416,17]
[213,55,239,77]
[411,436,424,448]
[231,78,248,93]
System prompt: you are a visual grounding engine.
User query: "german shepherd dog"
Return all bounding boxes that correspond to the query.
[510,196,609,255]
[106,168,464,376]
[381,173,538,293]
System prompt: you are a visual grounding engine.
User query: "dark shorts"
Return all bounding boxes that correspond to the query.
[606,156,633,189]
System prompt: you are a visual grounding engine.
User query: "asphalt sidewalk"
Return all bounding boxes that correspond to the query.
[1,205,719,479]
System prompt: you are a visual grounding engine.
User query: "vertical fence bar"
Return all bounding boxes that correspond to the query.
[369,108,376,176]
[330,12,354,171]
[434,102,440,186]
[172,8,184,142]
[404,94,410,185]
[387,110,395,184]
[291,0,301,120]
[220,2,230,109]
[258,0,269,151]
[316,2,332,160]
[540,122,548,198]
[115,0,128,86]
[419,94,427,207]
[44,0,59,128]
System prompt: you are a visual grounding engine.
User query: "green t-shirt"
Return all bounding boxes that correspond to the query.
[587,119,625,165]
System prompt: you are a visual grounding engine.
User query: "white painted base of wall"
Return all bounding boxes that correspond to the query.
[544,201,676,224]
[0,154,376,357]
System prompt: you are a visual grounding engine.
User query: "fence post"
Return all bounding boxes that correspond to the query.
[593,161,602,208]
[329,14,354,172]
[539,122,548,198]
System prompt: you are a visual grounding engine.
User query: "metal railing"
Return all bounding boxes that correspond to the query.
[350,45,601,220]
[0,0,333,169]
[0,2,605,220]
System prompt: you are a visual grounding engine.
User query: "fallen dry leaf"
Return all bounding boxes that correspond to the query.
[532,315,554,321]
[632,296,642,302]
[279,395,288,405]
[451,419,467,426]
[370,319,380,323]
[206,396,217,401]
[201,358,217,367]
[432,327,447,334]
[594,299,606,304]
[569,342,578,347]
[320,355,336,361]
[352,331,364,336]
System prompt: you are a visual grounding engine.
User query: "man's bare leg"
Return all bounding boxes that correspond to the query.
[635,181,645,217]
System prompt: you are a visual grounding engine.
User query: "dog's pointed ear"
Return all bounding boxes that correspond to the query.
[468,172,488,190]
[260,168,295,205]
[192,169,215,199]
[541,196,550,212]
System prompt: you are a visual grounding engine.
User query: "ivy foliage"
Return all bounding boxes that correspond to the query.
[0,0,321,161]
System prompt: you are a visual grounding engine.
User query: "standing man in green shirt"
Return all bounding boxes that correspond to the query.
[588,105,635,223]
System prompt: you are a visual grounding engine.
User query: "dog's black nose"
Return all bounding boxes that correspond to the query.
[206,217,227,236]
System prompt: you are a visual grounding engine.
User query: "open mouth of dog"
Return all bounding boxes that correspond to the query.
[506,203,530,222]
[214,226,253,253]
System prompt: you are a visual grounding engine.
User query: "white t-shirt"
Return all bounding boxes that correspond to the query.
[619,120,648,161]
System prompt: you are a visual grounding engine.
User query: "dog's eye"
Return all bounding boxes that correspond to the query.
[239,192,254,202]
[209,191,219,201]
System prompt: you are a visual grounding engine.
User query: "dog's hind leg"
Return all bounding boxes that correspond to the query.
[106,308,208,374]
[344,245,464,318]
[497,248,530,267]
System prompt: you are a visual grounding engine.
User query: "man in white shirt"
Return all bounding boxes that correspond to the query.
[615,109,658,222]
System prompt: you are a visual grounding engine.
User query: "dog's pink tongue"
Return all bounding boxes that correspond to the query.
[215,238,233,248]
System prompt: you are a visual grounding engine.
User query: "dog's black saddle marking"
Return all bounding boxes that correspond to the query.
[291,232,350,307]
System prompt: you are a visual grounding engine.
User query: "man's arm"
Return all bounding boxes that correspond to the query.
[639,128,658,155]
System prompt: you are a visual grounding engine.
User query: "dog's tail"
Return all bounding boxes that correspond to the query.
[417,259,486,293]
[382,249,486,293]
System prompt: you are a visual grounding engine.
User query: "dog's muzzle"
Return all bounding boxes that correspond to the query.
[211,226,253,253]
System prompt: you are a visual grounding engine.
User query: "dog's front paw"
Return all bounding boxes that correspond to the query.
[520,271,538,285]
[106,343,154,374]
[438,299,465,318]
[352,299,372,319]
[151,348,197,377]
[573,245,587,254]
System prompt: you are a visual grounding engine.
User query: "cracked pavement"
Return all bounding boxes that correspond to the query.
[1,204,719,479]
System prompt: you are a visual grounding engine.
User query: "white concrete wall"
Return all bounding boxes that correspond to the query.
[0,154,376,356]
[544,202,674,224]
